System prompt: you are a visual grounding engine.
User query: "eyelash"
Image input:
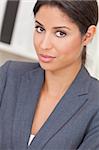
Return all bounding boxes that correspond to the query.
[35,25,67,38]
[56,31,67,38]
[35,26,44,33]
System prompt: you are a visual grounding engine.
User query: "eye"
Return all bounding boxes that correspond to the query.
[56,31,66,38]
[35,26,44,33]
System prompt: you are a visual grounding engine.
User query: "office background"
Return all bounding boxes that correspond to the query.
[0,0,99,79]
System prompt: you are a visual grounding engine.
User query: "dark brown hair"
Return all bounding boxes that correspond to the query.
[33,0,98,64]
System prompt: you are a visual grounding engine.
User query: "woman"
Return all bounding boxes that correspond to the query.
[0,0,99,149]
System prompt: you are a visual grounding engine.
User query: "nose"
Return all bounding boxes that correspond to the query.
[40,34,52,50]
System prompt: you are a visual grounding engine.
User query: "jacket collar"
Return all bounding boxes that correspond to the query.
[12,64,91,149]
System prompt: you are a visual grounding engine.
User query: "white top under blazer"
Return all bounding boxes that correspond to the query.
[28,134,35,146]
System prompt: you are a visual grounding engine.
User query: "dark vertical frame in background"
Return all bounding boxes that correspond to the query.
[0,0,20,44]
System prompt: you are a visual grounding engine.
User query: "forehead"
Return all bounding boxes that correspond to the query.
[35,5,75,27]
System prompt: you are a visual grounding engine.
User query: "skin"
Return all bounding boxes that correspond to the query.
[31,5,96,135]
[34,6,84,72]
[33,5,96,95]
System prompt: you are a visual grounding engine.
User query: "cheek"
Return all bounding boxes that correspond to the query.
[56,37,82,56]
[33,33,40,51]
[33,33,37,48]
[55,40,83,63]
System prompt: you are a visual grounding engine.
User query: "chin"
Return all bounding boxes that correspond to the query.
[39,62,55,71]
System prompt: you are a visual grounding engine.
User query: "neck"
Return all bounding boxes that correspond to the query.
[43,63,82,97]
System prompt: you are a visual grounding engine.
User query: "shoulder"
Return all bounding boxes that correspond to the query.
[83,66,99,92]
[6,60,40,74]
[0,61,41,103]
[80,66,99,109]
[0,60,41,76]
[89,75,99,94]
[87,72,99,108]
[0,60,42,88]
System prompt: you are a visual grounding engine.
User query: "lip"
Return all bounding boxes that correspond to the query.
[38,54,56,63]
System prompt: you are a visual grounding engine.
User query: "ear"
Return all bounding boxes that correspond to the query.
[82,25,96,46]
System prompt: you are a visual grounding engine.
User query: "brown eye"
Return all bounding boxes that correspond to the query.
[35,26,44,33]
[56,31,66,38]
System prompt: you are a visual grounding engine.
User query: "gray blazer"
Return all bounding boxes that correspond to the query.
[0,61,99,150]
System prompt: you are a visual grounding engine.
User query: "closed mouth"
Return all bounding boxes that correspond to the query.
[40,54,56,58]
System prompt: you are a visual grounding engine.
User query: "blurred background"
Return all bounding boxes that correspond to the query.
[0,0,99,79]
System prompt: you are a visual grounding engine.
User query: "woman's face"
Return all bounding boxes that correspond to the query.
[33,5,85,71]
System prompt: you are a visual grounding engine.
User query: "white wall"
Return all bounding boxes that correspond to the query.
[86,22,99,79]
[0,0,37,65]
[85,0,99,79]
[0,0,99,79]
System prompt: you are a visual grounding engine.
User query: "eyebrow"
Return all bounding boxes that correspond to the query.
[35,20,71,30]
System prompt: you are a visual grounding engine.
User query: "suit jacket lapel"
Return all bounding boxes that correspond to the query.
[28,66,91,149]
[12,64,91,150]
[12,66,44,149]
